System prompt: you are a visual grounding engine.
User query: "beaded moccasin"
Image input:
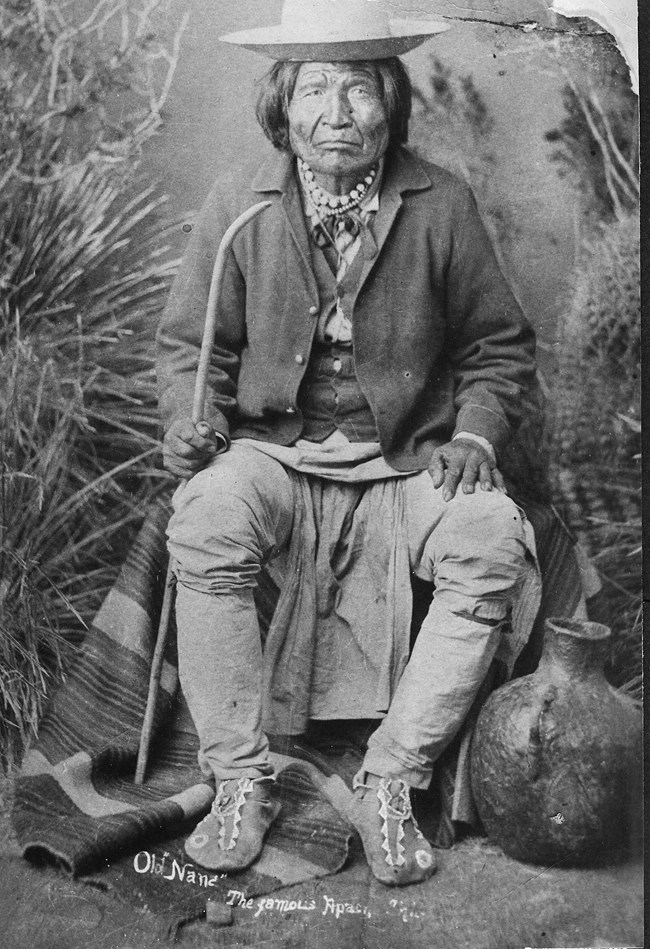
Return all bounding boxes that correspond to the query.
[346,776,437,886]
[184,776,280,872]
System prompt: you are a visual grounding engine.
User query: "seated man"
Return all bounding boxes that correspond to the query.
[156,0,537,887]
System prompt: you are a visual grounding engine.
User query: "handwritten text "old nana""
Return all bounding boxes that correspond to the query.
[133,850,227,888]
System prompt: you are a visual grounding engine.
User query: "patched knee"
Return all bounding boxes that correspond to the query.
[450,489,520,525]
[440,491,525,557]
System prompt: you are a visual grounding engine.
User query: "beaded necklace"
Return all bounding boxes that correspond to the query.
[298,158,377,219]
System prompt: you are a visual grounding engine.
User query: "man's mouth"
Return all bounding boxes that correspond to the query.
[315,140,361,149]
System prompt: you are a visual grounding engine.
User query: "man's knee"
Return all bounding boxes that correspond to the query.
[167,446,293,588]
[440,490,525,557]
[423,490,527,604]
[424,491,528,618]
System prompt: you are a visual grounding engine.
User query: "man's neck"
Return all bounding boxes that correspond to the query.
[311,170,368,196]
[298,158,384,212]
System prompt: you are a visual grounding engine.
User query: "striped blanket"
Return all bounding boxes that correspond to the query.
[12,495,596,934]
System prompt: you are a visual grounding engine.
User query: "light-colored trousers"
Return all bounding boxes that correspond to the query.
[167,443,527,790]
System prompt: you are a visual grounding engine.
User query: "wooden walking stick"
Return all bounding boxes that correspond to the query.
[135,199,272,785]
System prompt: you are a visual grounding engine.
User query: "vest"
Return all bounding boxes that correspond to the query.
[298,231,378,442]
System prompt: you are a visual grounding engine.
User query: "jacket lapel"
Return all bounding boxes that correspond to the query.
[357,147,431,296]
[357,187,402,294]
[282,177,317,288]
[252,152,318,299]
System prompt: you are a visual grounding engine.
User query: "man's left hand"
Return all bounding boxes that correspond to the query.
[428,439,506,502]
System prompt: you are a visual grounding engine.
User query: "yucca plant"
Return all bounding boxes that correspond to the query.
[0,0,186,768]
[546,84,640,698]
[2,170,173,452]
[0,169,179,767]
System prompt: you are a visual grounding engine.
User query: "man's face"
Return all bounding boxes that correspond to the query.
[288,62,390,185]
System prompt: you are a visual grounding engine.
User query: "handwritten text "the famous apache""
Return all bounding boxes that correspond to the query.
[226,888,371,920]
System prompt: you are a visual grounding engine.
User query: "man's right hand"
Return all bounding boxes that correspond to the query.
[162,418,224,479]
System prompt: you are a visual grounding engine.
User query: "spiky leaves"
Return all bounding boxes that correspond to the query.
[0,169,178,768]
[548,212,640,699]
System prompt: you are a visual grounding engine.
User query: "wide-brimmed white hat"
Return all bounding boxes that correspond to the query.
[219,0,450,61]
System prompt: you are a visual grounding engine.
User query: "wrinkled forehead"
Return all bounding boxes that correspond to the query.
[294,61,379,86]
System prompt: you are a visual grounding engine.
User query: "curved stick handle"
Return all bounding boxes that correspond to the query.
[191,200,272,425]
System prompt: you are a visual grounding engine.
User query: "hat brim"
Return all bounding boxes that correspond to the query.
[219,19,450,61]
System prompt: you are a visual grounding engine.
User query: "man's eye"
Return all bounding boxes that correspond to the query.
[349,86,373,98]
[301,88,324,97]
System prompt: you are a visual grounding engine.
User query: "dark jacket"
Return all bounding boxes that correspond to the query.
[156,146,536,471]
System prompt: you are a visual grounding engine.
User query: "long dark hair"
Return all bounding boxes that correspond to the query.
[255,58,412,151]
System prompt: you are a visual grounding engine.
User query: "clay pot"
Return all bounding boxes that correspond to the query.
[470,618,641,865]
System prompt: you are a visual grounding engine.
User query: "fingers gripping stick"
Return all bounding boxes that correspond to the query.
[135,200,272,786]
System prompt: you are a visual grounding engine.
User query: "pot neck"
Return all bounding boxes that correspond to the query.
[539,618,611,679]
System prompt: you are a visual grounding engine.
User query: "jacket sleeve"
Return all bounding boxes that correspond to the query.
[155,183,246,442]
[445,181,537,456]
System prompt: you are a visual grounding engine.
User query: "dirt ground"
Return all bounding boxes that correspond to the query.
[0,774,643,949]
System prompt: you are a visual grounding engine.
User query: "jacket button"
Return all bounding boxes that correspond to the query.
[295,354,305,365]
[309,305,318,315]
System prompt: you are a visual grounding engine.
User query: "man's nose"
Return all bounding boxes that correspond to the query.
[323,90,352,126]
